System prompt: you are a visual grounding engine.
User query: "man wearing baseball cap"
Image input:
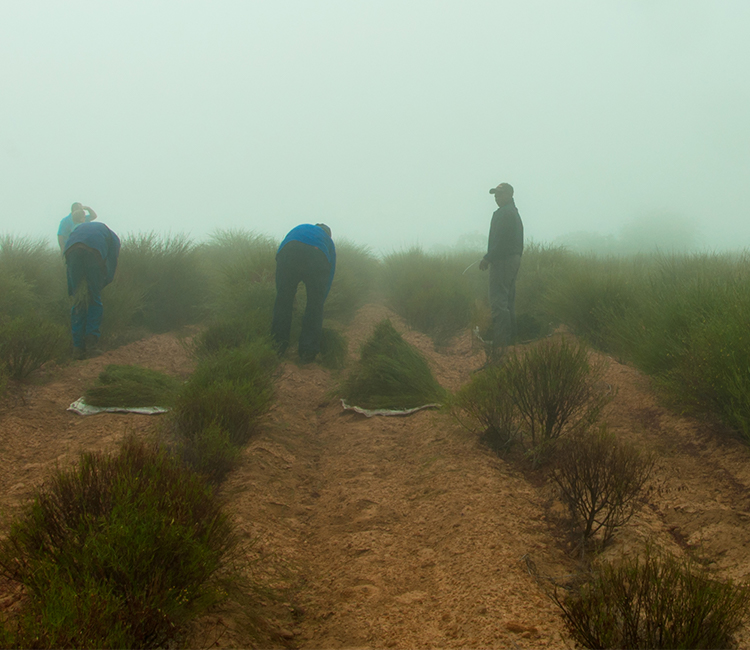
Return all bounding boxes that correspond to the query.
[479,182,524,360]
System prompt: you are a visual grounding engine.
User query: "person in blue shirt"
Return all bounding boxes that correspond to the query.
[57,202,97,254]
[272,223,336,363]
[63,217,121,359]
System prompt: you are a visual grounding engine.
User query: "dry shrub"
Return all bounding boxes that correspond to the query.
[552,426,654,549]
[554,546,750,649]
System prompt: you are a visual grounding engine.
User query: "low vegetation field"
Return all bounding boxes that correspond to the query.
[1,230,750,648]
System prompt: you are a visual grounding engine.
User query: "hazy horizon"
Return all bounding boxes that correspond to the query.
[3,1,749,255]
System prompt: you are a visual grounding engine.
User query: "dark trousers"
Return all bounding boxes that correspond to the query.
[65,246,106,348]
[488,254,521,348]
[271,241,331,357]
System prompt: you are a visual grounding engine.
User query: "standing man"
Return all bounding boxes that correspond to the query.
[479,182,524,358]
[272,223,336,363]
[57,202,97,254]
[64,217,121,359]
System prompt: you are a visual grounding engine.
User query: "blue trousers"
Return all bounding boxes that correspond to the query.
[271,241,330,357]
[66,246,105,348]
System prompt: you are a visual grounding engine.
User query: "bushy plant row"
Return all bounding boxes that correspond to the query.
[543,251,750,442]
[0,229,378,392]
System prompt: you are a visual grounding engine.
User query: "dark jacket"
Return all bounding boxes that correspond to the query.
[484,199,523,263]
[64,222,121,286]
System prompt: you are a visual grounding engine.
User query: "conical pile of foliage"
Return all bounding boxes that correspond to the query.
[341,320,446,410]
[84,364,182,408]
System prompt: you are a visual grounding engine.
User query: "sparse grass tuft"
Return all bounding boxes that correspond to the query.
[0,436,237,649]
[341,320,446,410]
[84,364,182,408]
[553,546,750,649]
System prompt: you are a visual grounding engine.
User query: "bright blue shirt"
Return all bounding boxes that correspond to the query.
[58,213,93,243]
[278,224,336,295]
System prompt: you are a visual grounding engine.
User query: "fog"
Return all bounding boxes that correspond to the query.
[2,1,749,254]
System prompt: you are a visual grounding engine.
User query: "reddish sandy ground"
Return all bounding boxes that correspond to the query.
[2,303,750,648]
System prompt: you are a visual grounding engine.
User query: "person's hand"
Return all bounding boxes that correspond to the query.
[479,258,489,271]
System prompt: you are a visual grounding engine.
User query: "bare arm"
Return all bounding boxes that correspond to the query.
[58,235,66,255]
[82,206,98,221]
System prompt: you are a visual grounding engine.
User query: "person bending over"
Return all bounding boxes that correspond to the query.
[272,223,336,363]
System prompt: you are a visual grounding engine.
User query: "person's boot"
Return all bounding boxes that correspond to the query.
[73,345,87,361]
[84,334,103,358]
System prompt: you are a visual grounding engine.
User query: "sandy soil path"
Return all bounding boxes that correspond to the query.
[2,304,750,649]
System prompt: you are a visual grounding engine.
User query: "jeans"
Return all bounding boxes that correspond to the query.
[66,246,105,348]
[488,254,521,348]
[271,241,331,357]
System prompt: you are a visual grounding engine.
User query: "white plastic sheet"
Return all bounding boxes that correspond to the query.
[341,399,440,418]
[67,398,170,416]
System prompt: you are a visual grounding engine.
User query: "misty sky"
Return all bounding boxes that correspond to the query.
[2,1,749,254]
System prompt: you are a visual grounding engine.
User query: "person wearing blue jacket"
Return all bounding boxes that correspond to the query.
[64,218,121,359]
[272,223,336,363]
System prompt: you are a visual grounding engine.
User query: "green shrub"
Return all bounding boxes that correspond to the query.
[503,337,609,462]
[513,243,572,340]
[325,240,381,323]
[552,427,654,549]
[84,365,182,408]
[319,326,348,369]
[191,283,276,358]
[341,320,446,410]
[554,546,750,649]
[0,436,237,649]
[116,232,206,333]
[382,248,474,345]
[198,229,278,321]
[451,364,519,453]
[544,254,638,349]
[177,422,240,485]
[172,341,278,446]
[0,235,67,316]
[0,315,68,379]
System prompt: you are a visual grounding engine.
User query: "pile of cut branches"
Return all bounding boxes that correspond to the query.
[84,364,181,408]
[341,319,446,410]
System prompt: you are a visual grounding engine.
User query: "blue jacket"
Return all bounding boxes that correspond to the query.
[278,224,336,295]
[65,222,121,286]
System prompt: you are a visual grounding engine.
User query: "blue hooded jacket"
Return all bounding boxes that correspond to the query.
[64,222,121,286]
[278,224,336,295]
